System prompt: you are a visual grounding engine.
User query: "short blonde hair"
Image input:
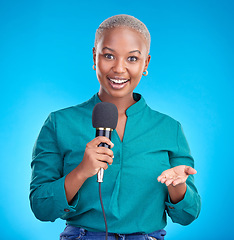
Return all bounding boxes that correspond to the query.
[95,14,151,52]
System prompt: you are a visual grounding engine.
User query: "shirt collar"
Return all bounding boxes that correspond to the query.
[92,92,146,117]
[126,93,146,116]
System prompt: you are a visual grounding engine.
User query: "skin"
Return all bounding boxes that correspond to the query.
[64,26,197,205]
[93,27,151,141]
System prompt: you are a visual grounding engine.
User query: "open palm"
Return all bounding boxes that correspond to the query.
[157,165,197,187]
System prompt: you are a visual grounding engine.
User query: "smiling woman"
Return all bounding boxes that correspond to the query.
[93,27,151,102]
[29,14,201,240]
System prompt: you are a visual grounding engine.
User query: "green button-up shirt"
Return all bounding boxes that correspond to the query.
[30,93,201,234]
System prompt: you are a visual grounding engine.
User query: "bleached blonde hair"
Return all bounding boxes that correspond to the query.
[94,14,151,52]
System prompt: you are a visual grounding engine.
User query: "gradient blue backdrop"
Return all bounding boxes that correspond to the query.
[0,0,233,239]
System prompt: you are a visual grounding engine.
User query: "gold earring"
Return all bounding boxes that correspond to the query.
[93,64,96,71]
[142,70,148,76]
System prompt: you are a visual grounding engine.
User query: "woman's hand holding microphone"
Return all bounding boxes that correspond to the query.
[65,136,114,204]
[78,136,114,180]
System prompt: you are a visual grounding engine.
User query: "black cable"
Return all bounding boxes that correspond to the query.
[99,182,108,240]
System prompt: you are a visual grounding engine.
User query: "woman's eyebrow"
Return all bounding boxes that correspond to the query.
[129,50,141,54]
[102,47,115,52]
[102,47,141,55]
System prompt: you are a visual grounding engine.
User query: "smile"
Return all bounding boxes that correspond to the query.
[107,77,130,89]
[109,78,129,84]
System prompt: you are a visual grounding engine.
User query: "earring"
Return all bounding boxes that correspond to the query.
[142,70,148,76]
[92,64,96,71]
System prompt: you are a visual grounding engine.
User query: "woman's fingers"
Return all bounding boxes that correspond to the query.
[165,178,174,186]
[86,137,114,165]
[158,165,197,187]
[158,176,166,183]
[89,136,114,148]
[157,174,166,182]
[158,174,173,184]
[159,176,185,187]
[99,162,109,170]
[96,146,114,165]
[96,147,114,158]
[159,175,188,186]
[185,166,197,175]
[97,152,113,165]
[172,177,185,186]
[81,137,115,179]
[158,171,172,181]
[158,171,187,187]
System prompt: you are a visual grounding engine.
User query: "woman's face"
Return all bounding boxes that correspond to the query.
[93,27,151,100]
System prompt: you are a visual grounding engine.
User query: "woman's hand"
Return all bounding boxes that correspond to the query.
[65,136,114,203]
[78,136,114,180]
[157,165,197,187]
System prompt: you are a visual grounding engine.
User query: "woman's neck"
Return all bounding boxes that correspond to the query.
[98,91,136,115]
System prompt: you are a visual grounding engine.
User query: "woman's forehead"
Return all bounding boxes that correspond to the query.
[97,27,148,52]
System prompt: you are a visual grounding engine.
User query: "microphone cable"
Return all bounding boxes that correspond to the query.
[99,182,108,240]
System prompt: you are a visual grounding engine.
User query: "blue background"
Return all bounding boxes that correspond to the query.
[0,0,233,239]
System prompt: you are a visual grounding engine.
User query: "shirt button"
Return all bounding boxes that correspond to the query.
[168,206,175,209]
[64,209,70,212]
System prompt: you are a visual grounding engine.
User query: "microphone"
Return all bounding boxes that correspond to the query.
[92,102,118,182]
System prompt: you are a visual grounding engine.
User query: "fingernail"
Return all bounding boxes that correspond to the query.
[112,155,114,158]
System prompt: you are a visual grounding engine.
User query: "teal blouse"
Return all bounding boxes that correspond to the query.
[30,93,201,234]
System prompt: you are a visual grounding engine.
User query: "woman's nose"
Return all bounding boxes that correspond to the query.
[112,59,126,73]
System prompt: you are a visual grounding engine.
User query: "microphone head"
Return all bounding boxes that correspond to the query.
[92,102,118,130]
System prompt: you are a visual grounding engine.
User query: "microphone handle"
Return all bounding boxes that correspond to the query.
[96,128,112,182]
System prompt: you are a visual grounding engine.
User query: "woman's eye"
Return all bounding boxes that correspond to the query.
[128,56,138,62]
[104,54,114,60]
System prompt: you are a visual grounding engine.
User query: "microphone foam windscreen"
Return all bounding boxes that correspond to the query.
[92,102,118,129]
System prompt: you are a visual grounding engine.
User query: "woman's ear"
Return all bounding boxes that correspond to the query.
[92,47,96,65]
[144,54,151,72]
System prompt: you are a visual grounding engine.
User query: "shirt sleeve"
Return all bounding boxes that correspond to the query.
[29,112,79,222]
[166,122,201,225]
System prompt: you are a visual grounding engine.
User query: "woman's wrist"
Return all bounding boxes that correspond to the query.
[75,163,89,182]
[65,164,88,204]
[167,182,187,204]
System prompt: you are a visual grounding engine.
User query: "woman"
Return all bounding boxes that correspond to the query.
[30,14,201,240]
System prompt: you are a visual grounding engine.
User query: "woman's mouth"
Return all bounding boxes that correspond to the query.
[107,77,130,89]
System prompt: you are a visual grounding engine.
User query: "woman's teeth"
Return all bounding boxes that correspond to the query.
[109,78,129,84]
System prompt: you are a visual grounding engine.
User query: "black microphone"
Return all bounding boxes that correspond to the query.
[92,102,118,182]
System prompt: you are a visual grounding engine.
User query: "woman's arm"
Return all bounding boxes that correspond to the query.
[157,122,201,225]
[30,113,114,221]
[167,183,186,204]
[64,136,114,204]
